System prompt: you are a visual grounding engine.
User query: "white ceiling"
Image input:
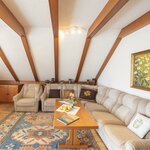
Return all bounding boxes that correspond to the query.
[0,0,150,81]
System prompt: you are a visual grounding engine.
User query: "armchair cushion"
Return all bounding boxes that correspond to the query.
[44,98,60,106]
[16,98,35,107]
[49,89,60,98]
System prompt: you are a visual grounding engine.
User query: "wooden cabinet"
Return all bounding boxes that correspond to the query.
[0,85,23,103]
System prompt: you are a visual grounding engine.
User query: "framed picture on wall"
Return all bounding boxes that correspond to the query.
[131,50,150,91]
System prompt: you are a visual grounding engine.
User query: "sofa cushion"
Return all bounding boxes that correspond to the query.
[96,85,108,104]
[92,111,124,127]
[44,98,60,106]
[17,98,35,106]
[112,94,140,125]
[104,125,139,147]
[79,88,97,101]
[128,113,150,138]
[63,89,74,99]
[102,89,121,112]
[49,89,60,98]
[85,102,108,112]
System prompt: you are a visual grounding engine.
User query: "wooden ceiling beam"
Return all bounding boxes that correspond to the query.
[119,11,150,38]
[21,36,38,81]
[0,48,19,81]
[75,0,128,82]
[49,0,59,81]
[0,0,25,36]
[96,11,150,80]
[87,0,129,38]
[0,0,39,81]
[75,38,91,82]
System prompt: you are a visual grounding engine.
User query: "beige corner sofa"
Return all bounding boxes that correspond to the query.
[13,84,43,112]
[84,85,150,150]
[41,83,150,150]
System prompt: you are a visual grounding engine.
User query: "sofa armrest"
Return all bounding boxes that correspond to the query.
[125,139,150,150]
[13,91,23,102]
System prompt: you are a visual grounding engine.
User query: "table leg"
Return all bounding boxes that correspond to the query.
[58,129,88,148]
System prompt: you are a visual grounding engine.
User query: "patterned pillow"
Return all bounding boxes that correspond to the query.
[49,89,60,98]
[128,113,150,138]
[79,88,97,101]
[63,89,74,99]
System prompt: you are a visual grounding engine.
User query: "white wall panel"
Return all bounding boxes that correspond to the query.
[59,32,87,81]
[0,58,14,80]
[0,22,34,80]
[25,27,54,81]
[80,29,120,81]
[98,25,150,99]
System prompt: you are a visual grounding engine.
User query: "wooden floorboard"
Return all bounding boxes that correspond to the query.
[0,103,14,121]
[0,103,107,150]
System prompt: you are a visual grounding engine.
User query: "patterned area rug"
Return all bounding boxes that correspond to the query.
[0,112,99,149]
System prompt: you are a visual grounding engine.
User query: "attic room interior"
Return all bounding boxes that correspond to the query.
[0,0,150,149]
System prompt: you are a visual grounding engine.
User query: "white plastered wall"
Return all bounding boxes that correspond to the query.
[98,25,150,99]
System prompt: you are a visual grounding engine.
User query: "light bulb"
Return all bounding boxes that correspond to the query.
[77,28,82,34]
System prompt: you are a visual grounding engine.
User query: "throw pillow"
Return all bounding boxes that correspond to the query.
[63,89,74,99]
[127,113,150,138]
[49,89,60,98]
[79,88,97,101]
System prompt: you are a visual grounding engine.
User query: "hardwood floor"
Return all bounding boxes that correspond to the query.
[0,103,14,121]
[0,103,107,150]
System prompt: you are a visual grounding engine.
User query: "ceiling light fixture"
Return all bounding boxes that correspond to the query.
[59,26,86,36]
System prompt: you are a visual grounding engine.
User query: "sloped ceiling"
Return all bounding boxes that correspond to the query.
[0,0,150,82]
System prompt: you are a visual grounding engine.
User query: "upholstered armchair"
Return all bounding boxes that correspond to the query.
[41,84,62,111]
[13,84,43,112]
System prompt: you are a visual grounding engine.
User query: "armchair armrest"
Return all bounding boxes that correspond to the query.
[40,90,47,102]
[125,139,150,150]
[13,90,23,102]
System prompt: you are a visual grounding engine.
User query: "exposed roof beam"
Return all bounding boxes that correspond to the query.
[0,0,25,36]
[87,0,129,38]
[119,11,150,38]
[0,0,39,81]
[21,36,38,81]
[75,0,128,82]
[0,47,19,81]
[75,38,91,82]
[49,0,59,81]
[96,11,150,80]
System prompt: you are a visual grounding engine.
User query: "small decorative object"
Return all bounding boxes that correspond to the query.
[68,92,78,108]
[51,78,55,83]
[68,79,72,84]
[131,50,150,91]
[45,80,50,84]
[86,79,90,84]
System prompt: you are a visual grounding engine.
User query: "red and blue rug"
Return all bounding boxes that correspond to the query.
[0,112,99,149]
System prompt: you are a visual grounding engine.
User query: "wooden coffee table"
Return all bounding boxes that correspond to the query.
[53,100,98,148]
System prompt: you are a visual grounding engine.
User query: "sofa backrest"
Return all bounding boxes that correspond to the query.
[96,85,109,104]
[45,84,62,97]
[77,84,98,98]
[112,94,140,125]
[62,84,78,98]
[136,99,150,139]
[102,88,121,112]
[22,84,41,98]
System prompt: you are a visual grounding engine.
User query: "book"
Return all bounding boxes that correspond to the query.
[57,113,79,125]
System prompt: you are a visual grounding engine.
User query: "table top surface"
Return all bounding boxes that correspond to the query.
[53,100,98,129]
